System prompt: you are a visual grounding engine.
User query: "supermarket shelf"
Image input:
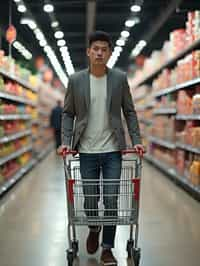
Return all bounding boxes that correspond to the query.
[148,136,176,149]
[153,108,177,115]
[31,119,40,125]
[154,77,200,98]
[136,38,200,87]
[176,142,200,155]
[0,158,37,197]
[176,114,200,120]
[136,102,155,111]
[0,68,38,93]
[0,145,32,166]
[145,154,200,201]
[0,130,31,144]
[0,91,37,106]
[148,137,200,154]
[134,94,146,102]
[0,114,31,120]
[139,118,153,125]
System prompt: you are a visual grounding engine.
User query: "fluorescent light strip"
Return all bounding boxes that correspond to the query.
[130,5,141,12]
[13,0,69,87]
[107,46,123,68]
[108,1,143,68]
[43,3,54,13]
[131,40,147,57]
[13,40,32,60]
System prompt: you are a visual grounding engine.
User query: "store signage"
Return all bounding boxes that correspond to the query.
[6,25,17,44]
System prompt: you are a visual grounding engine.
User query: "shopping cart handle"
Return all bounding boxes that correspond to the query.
[121,149,137,154]
[122,148,146,155]
[58,148,78,157]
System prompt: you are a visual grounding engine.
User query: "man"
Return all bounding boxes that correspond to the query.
[50,100,63,149]
[58,31,144,265]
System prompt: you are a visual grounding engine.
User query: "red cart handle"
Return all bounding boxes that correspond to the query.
[122,148,146,157]
[57,147,77,157]
[121,149,137,154]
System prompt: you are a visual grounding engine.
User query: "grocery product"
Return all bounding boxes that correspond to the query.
[192,94,200,114]
[189,160,200,185]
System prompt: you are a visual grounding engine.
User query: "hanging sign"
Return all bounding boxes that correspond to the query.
[6,25,17,44]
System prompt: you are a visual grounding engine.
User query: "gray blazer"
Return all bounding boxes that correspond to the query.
[62,68,141,150]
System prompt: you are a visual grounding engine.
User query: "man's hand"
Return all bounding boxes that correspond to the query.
[133,144,145,157]
[57,145,70,155]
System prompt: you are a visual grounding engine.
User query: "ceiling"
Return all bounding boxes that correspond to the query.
[0,0,199,77]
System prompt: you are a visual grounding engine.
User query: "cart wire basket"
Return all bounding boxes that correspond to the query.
[62,150,143,266]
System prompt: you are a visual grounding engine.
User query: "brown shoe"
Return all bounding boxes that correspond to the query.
[100,249,117,265]
[86,227,101,254]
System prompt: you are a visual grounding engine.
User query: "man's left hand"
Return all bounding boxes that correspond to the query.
[133,144,145,157]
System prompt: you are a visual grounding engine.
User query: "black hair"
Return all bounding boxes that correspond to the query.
[88,31,112,49]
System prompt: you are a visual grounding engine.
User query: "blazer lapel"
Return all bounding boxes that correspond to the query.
[84,68,90,110]
[106,68,113,111]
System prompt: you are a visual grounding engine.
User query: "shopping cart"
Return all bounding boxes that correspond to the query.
[61,149,142,266]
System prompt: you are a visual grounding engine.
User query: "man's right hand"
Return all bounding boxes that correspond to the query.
[57,145,70,155]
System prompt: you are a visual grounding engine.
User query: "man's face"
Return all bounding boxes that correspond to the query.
[87,41,111,66]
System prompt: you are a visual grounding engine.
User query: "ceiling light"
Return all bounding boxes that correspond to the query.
[114,46,123,52]
[17,4,27,13]
[13,0,21,2]
[121,31,130,38]
[57,39,66,46]
[116,39,125,46]
[51,21,59,28]
[60,46,68,52]
[34,28,40,35]
[28,21,37,30]
[44,45,52,53]
[20,18,36,28]
[138,40,147,47]
[130,5,141,12]
[113,51,120,58]
[43,3,54,13]
[39,39,47,47]
[125,20,135,27]
[54,31,64,39]
[36,32,44,41]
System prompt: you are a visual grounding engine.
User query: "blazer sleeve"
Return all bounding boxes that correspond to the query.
[61,77,75,146]
[122,75,142,146]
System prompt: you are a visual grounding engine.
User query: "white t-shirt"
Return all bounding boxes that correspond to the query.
[78,74,119,153]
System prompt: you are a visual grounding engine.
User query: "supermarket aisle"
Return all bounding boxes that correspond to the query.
[0,152,200,266]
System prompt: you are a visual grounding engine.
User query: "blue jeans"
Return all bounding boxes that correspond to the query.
[79,152,122,248]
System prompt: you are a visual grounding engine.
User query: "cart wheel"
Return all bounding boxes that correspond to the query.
[133,248,141,266]
[67,249,74,266]
[126,240,134,258]
[72,240,79,258]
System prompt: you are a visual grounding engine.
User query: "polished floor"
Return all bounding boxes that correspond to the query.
[0,152,200,266]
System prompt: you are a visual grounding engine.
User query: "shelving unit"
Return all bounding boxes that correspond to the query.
[153,108,177,115]
[176,143,200,155]
[154,77,200,98]
[0,91,37,106]
[0,68,38,93]
[130,17,200,200]
[0,114,31,120]
[148,136,176,149]
[0,158,37,196]
[0,145,32,166]
[0,129,31,143]
[145,154,200,201]
[135,38,200,88]
[176,114,200,120]
[0,65,62,196]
